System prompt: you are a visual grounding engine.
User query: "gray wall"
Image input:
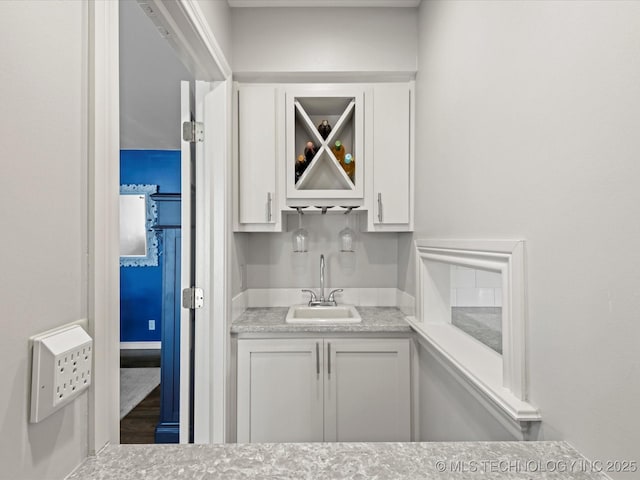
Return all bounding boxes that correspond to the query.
[417,343,515,441]
[0,2,88,478]
[197,0,233,67]
[231,7,417,75]
[120,0,194,149]
[406,0,640,467]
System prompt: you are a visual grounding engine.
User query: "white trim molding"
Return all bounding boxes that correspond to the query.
[412,239,540,437]
[87,0,121,452]
[139,0,232,81]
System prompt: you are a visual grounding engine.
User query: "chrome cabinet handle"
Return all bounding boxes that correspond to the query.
[377,192,383,223]
[316,342,320,376]
[267,192,273,222]
[327,342,331,376]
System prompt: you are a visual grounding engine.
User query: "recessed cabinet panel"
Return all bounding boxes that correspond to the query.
[237,339,323,443]
[324,339,411,442]
[371,83,412,228]
[236,84,280,229]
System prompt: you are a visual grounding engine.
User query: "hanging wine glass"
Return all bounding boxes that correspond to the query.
[292,209,308,253]
[339,209,355,252]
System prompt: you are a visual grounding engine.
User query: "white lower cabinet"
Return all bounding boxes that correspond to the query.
[237,337,411,443]
[237,339,324,443]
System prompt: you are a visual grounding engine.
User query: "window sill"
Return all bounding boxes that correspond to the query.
[407,316,541,440]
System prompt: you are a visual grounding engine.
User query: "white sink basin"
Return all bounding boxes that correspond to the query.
[285,305,362,324]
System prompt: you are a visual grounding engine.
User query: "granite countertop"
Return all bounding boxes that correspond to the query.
[230,306,413,334]
[68,441,608,480]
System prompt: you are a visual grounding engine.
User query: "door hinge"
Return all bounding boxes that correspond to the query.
[182,121,204,143]
[182,287,204,309]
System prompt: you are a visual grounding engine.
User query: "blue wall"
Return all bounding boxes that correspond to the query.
[120,150,180,342]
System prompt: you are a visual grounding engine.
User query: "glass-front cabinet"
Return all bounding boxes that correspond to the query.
[285,86,364,207]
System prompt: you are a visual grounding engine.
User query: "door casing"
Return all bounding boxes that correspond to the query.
[89,0,232,452]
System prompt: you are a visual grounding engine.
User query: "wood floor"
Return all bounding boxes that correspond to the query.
[120,349,162,444]
[120,349,161,368]
[120,385,161,444]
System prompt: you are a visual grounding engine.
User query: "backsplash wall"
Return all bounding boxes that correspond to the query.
[450,266,502,308]
[241,213,399,290]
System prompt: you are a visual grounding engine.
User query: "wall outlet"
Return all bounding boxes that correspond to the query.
[148,319,156,331]
[30,324,92,423]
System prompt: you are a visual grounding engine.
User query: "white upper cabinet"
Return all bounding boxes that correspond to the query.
[365,82,414,232]
[233,82,414,231]
[233,83,282,232]
[284,85,365,207]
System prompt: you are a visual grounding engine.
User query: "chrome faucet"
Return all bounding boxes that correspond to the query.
[320,253,325,302]
[302,254,343,307]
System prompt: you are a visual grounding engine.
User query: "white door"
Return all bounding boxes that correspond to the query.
[180,79,230,444]
[324,338,412,442]
[372,83,411,226]
[236,339,324,443]
[237,84,279,227]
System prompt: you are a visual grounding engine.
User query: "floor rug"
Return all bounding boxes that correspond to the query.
[120,367,161,420]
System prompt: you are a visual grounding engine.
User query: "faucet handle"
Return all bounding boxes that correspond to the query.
[302,289,317,304]
[327,289,343,303]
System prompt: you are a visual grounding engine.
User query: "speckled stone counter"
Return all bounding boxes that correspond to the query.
[68,441,608,480]
[230,307,412,334]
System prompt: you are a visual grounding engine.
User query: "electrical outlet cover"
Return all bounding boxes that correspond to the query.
[30,324,93,423]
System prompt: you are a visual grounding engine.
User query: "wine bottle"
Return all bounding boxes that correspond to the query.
[318,119,332,140]
[344,153,355,182]
[331,140,347,175]
[332,140,345,164]
[295,154,307,182]
[304,141,316,163]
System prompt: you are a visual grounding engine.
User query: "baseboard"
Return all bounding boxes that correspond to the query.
[120,341,161,350]
[155,423,180,444]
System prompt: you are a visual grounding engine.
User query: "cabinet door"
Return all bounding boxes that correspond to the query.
[324,338,411,442]
[236,84,280,230]
[237,339,324,443]
[369,83,413,230]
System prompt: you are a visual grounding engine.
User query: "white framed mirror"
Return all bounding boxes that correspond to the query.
[119,184,159,267]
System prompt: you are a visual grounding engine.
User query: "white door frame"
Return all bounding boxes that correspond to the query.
[87,0,121,453]
[89,0,232,451]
